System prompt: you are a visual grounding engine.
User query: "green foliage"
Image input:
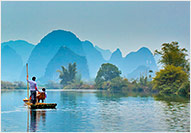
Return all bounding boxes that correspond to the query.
[64,80,83,89]
[100,77,128,91]
[95,63,153,93]
[95,63,121,88]
[154,42,190,97]
[177,81,190,96]
[1,81,26,89]
[95,74,153,95]
[64,80,94,90]
[155,41,189,73]
[57,63,77,87]
[57,63,94,89]
[153,65,189,95]
[45,81,61,89]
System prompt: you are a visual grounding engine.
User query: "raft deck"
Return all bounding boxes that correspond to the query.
[30,103,57,109]
[23,99,57,109]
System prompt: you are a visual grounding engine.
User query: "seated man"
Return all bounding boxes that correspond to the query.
[37,88,47,103]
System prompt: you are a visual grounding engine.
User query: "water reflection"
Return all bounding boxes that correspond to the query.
[153,94,190,132]
[96,90,153,101]
[60,91,83,108]
[1,90,190,132]
[95,91,190,132]
[153,94,189,103]
[29,109,47,132]
[164,102,190,132]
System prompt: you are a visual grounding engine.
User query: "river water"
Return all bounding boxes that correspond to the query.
[1,89,190,132]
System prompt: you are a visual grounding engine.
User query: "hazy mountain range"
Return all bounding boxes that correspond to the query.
[1,29,158,83]
[1,40,34,81]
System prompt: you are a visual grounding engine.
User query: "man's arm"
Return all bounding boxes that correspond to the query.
[27,79,32,83]
[35,84,39,92]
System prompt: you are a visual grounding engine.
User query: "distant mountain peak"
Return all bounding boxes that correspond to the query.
[116,48,121,52]
[3,40,31,44]
[95,45,111,52]
[138,47,151,53]
[49,29,74,35]
[2,40,34,46]
[41,29,79,43]
[2,45,23,81]
[95,45,112,60]
[43,45,90,81]
[112,48,122,57]
[125,47,152,58]
[2,45,19,56]
[83,40,94,48]
[1,40,35,64]
[109,48,123,63]
[2,45,13,51]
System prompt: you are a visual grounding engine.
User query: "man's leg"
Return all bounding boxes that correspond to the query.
[33,91,36,104]
[31,91,36,104]
[30,91,32,103]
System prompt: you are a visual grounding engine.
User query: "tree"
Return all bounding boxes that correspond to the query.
[153,65,189,95]
[95,63,121,88]
[57,63,77,86]
[154,41,189,73]
[153,42,190,96]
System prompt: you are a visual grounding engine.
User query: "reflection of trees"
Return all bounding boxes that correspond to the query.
[29,109,47,132]
[153,94,189,103]
[96,90,152,102]
[154,95,190,132]
[59,91,93,131]
[95,90,123,102]
[60,91,83,108]
[94,91,125,131]
[94,92,123,131]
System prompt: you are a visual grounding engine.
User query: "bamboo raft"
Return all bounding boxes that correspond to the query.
[23,98,57,109]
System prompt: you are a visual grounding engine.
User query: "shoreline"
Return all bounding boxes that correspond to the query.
[1,88,99,92]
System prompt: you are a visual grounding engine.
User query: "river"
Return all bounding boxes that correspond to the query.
[1,89,190,132]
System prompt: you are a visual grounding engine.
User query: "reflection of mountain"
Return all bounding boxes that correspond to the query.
[43,46,89,82]
[95,45,112,60]
[1,46,23,81]
[82,41,105,78]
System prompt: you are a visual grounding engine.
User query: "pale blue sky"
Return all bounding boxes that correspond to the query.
[2,1,190,56]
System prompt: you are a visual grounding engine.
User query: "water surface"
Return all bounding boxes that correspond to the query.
[1,89,190,132]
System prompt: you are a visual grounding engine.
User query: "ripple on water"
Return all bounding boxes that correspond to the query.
[1,90,190,132]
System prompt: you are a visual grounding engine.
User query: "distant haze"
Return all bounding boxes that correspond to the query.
[2,1,190,56]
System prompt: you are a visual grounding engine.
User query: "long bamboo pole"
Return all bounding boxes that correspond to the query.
[26,63,30,132]
[26,63,29,99]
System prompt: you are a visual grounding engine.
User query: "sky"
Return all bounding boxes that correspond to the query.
[1,1,190,56]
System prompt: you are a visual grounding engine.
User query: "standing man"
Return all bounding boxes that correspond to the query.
[27,76,39,104]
